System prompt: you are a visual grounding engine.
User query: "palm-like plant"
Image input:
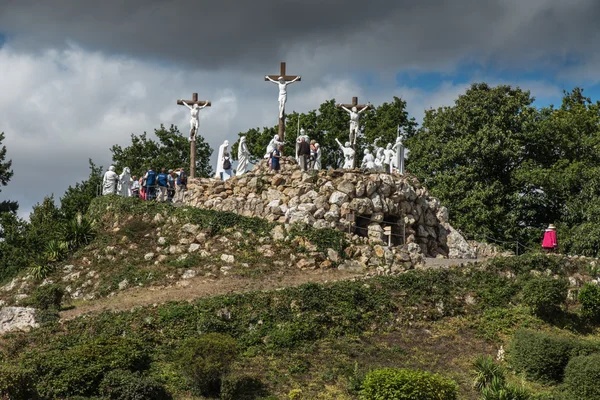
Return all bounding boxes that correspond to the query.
[44,239,70,262]
[61,213,96,248]
[480,378,530,400]
[473,356,505,392]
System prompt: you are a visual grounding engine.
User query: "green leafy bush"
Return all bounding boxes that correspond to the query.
[220,374,267,400]
[175,333,238,396]
[578,283,600,321]
[28,336,150,399]
[62,213,96,248]
[522,276,568,316]
[0,363,37,400]
[44,239,69,262]
[99,369,172,400]
[564,353,600,400]
[359,368,458,400]
[29,262,55,281]
[24,283,65,310]
[509,329,599,383]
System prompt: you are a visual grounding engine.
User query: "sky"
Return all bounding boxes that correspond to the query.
[1,0,600,219]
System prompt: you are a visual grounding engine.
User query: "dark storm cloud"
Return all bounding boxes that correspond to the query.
[1,0,600,73]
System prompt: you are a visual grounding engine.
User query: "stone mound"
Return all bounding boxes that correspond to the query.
[186,157,474,258]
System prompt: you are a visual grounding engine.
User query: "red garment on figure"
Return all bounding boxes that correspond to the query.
[542,230,557,249]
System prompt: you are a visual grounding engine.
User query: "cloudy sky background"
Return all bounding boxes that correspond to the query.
[1,0,599,218]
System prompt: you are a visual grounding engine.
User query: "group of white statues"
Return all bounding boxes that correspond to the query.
[213,135,251,181]
[102,166,133,196]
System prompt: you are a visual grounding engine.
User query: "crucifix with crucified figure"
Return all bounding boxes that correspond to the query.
[177,93,211,179]
[265,62,301,141]
[337,96,372,147]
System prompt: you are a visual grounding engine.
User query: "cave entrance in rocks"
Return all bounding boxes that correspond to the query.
[383,215,405,247]
[353,213,371,239]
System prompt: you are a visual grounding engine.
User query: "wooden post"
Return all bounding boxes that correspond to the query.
[265,62,301,142]
[177,92,211,179]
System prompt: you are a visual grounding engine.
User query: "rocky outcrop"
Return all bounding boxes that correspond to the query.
[0,307,37,335]
[186,157,473,258]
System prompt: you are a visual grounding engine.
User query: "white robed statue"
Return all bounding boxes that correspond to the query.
[361,149,376,169]
[265,134,283,158]
[393,126,406,174]
[102,166,119,195]
[236,136,250,176]
[118,167,132,196]
[335,138,355,169]
[215,140,232,181]
[313,143,322,170]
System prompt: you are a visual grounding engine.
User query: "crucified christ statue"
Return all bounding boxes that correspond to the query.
[337,96,372,146]
[179,99,209,141]
[265,75,301,119]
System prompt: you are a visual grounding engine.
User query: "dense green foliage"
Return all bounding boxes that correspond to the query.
[0,363,36,400]
[359,368,458,400]
[472,357,530,400]
[406,85,600,255]
[522,276,568,316]
[231,98,417,169]
[578,283,600,321]
[99,369,172,400]
[220,374,267,400]
[563,353,600,400]
[509,329,600,383]
[175,333,238,396]
[23,284,65,310]
[110,124,213,178]
[0,131,17,214]
[60,159,104,220]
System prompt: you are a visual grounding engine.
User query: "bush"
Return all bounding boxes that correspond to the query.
[359,368,458,400]
[220,374,267,400]
[24,284,65,310]
[99,369,171,400]
[479,377,530,400]
[175,333,238,396]
[29,336,150,398]
[509,329,600,383]
[472,356,505,392]
[564,353,600,400]
[578,283,600,321]
[522,276,568,316]
[0,363,37,400]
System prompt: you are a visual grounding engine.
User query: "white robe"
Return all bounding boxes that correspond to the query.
[215,142,229,179]
[102,169,119,195]
[237,138,250,176]
[361,153,375,169]
[118,168,132,196]
[313,147,322,170]
[265,137,283,158]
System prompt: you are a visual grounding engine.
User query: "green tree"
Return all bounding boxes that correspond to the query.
[406,83,542,245]
[0,132,17,214]
[110,124,213,177]
[60,160,103,220]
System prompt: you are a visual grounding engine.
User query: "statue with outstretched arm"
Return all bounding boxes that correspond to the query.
[335,138,355,169]
[265,75,301,118]
[340,103,370,145]
[179,100,209,141]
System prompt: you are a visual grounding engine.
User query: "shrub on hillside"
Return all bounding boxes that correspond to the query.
[578,283,600,321]
[522,276,568,316]
[220,374,267,400]
[24,284,65,310]
[99,369,172,400]
[0,363,37,400]
[509,329,599,383]
[359,368,458,400]
[564,353,600,400]
[175,333,238,396]
[29,337,150,399]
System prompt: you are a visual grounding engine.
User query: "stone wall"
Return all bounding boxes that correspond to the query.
[185,157,474,258]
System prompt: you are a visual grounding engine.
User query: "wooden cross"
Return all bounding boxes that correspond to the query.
[336,96,371,111]
[177,92,211,179]
[264,62,301,141]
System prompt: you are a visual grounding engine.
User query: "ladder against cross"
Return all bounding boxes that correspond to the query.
[177,92,211,179]
[264,62,301,141]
